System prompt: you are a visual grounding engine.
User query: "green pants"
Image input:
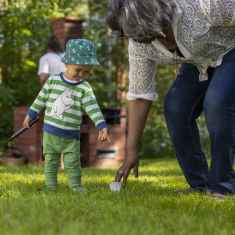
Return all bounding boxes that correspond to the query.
[43,132,81,190]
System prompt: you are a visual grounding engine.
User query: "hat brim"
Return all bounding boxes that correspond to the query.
[62,55,100,65]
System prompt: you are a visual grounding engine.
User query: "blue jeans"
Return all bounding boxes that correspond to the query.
[164,50,235,194]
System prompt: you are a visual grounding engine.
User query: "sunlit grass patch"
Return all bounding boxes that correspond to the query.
[0,159,234,235]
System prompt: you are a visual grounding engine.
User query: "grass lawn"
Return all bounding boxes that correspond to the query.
[0,158,234,235]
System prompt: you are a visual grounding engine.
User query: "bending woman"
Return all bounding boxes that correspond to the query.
[107,0,235,196]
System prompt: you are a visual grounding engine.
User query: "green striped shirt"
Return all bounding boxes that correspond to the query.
[28,74,106,139]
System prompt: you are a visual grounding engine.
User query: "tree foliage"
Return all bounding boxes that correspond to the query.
[0,0,89,146]
[0,0,209,157]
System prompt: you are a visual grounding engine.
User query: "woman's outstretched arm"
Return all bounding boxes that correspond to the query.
[115,99,152,184]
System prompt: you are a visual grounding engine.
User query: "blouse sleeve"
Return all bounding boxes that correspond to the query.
[127,39,158,101]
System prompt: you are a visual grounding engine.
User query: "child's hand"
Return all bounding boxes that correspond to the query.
[23,115,32,129]
[98,128,111,142]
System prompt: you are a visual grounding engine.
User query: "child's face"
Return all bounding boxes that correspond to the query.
[66,64,91,80]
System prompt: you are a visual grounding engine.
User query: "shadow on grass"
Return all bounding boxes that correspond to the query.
[0,165,43,175]
[139,169,181,177]
[140,158,176,166]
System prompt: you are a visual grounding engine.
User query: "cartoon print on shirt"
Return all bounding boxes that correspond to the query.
[49,88,75,119]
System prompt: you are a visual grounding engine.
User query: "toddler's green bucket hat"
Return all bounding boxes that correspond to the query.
[62,39,99,65]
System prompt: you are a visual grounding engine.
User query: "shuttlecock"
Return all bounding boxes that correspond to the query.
[109,182,122,192]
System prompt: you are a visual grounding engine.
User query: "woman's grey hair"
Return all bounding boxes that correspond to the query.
[106,0,176,43]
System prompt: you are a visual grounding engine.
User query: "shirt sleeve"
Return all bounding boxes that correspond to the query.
[128,39,158,101]
[38,56,49,75]
[27,79,50,120]
[81,84,107,129]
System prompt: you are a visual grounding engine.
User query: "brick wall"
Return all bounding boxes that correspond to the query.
[13,107,43,164]
[80,109,126,167]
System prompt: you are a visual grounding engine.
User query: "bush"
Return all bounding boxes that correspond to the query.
[0,84,15,149]
[139,65,175,158]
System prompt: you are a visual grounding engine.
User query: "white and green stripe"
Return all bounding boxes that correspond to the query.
[29,74,106,133]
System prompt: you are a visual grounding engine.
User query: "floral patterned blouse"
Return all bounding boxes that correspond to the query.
[128,0,235,101]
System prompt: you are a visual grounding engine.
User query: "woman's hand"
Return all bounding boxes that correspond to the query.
[22,115,32,129]
[115,155,139,185]
[98,128,111,142]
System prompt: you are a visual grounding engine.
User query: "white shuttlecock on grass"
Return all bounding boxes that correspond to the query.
[109,182,122,192]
